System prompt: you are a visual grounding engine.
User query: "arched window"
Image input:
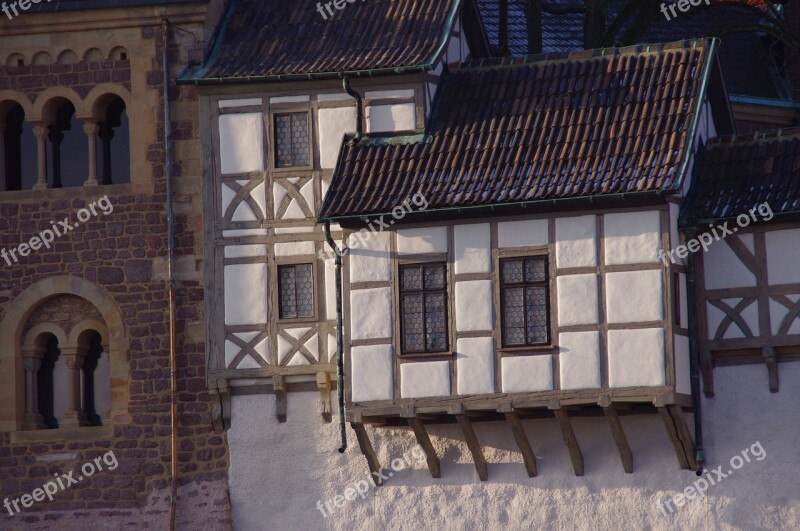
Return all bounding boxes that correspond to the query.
[97,96,130,185]
[79,330,108,426]
[1,101,36,191]
[36,334,61,429]
[47,100,89,188]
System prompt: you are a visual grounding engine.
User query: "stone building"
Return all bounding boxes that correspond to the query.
[0,0,232,528]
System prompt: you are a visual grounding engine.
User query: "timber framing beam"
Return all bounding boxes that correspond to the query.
[351,422,383,485]
[504,412,537,478]
[455,415,488,481]
[659,405,697,470]
[407,417,441,478]
[604,407,633,474]
[554,409,584,476]
[273,376,287,423]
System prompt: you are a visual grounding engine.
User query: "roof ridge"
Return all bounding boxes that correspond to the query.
[461,38,712,71]
[707,126,800,147]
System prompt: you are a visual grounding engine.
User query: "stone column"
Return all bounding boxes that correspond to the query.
[60,347,87,428]
[83,122,99,187]
[32,125,48,190]
[21,347,45,430]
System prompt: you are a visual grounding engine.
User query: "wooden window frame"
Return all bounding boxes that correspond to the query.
[499,255,552,348]
[271,110,312,172]
[277,262,316,321]
[398,261,450,355]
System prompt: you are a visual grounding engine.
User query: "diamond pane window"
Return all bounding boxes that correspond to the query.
[400,263,448,354]
[278,264,314,318]
[501,257,550,346]
[274,112,310,168]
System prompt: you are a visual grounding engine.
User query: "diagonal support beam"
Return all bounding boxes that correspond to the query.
[659,405,697,470]
[407,417,441,478]
[554,409,584,476]
[505,412,537,477]
[351,422,383,485]
[456,414,488,481]
[604,407,633,474]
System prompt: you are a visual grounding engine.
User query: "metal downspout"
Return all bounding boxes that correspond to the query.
[162,18,180,529]
[686,229,705,473]
[324,222,347,453]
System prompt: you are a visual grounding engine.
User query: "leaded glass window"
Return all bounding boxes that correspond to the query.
[274,112,310,168]
[400,263,448,354]
[278,264,314,319]
[500,256,550,346]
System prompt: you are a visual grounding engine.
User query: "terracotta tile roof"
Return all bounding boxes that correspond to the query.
[476,0,792,100]
[320,39,720,220]
[181,0,462,82]
[682,128,800,223]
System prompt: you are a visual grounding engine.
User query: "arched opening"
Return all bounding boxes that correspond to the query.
[2,102,36,191]
[36,334,60,429]
[97,96,130,184]
[46,99,88,188]
[80,330,106,426]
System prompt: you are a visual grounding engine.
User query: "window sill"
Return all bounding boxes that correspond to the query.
[398,351,454,360]
[498,345,557,355]
[10,424,113,444]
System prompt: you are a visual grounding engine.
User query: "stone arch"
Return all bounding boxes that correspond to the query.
[84,84,131,120]
[0,276,130,431]
[30,87,85,123]
[31,51,52,65]
[22,322,68,348]
[4,52,25,67]
[67,318,109,350]
[57,49,79,65]
[0,91,34,120]
[83,47,104,61]
[109,46,128,61]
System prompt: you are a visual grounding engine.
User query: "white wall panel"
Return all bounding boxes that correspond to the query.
[397,226,447,255]
[454,280,493,332]
[219,113,263,174]
[606,270,663,323]
[318,107,356,169]
[557,274,599,326]
[454,223,491,274]
[502,356,552,393]
[350,288,392,340]
[367,103,416,133]
[498,219,548,248]
[351,345,393,402]
[604,211,660,265]
[400,361,450,398]
[704,240,756,289]
[607,328,665,387]
[559,331,601,390]
[456,337,494,395]
[555,215,596,268]
[224,264,268,325]
[349,231,391,283]
[766,229,800,284]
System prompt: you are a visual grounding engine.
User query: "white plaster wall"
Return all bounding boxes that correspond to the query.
[366,103,416,133]
[674,334,691,396]
[555,215,597,268]
[497,219,548,248]
[558,331,601,390]
[557,274,599,326]
[454,280,493,332]
[349,231,392,283]
[605,270,664,323]
[704,240,756,289]
[453,223,491,274]
[400,361,450,398]
[501,355,552,393]
[218,113,264,174]
[351,345,393,402]
[350,288,392,341]
[227,363,800,531]
[608,328,665,387]
[318,107,356,169]
[455,337,495,395]
[766,229,800,285]
[396,227,447,255]
[604,211,661,265]
[224,264,268,325]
